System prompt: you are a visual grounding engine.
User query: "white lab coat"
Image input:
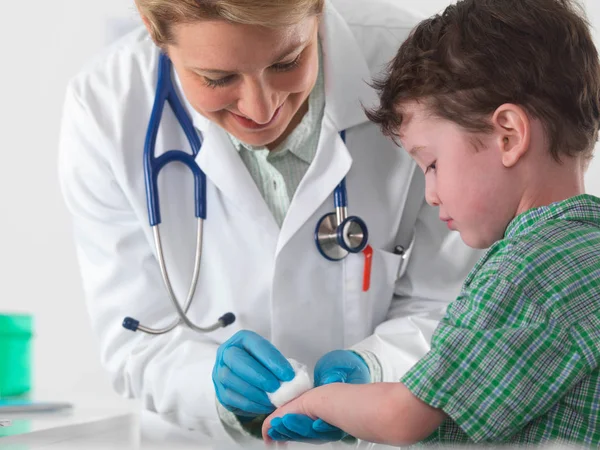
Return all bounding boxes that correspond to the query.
[58,0,482,444]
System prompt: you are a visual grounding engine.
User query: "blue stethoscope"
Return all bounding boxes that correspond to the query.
[123,53,368,335]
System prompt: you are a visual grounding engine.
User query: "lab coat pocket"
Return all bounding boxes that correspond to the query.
[343,248,402,347]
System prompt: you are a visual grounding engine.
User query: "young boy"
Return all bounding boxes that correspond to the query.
[262,0,600,446]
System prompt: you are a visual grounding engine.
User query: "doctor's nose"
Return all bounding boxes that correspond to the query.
[237,78,278,124]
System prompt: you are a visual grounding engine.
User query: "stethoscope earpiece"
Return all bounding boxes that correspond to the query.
[122,53,235,336]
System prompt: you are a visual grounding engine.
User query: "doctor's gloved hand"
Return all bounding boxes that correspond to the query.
[212,330,294,419]
[267,350,370,443]
[313,349,371,387]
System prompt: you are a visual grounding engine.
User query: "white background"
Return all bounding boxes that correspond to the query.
[1,0,599,406]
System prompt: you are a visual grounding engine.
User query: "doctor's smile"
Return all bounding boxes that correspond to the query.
[228,103,284,131]
[170,16,320,148]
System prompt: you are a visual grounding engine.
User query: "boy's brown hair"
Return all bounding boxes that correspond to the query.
[366,0,600,161]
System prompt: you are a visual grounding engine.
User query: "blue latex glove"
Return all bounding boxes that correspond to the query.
[267,350,370,442]
[212,330,294,418]
[268,415,345,442]
[313,349,371,387]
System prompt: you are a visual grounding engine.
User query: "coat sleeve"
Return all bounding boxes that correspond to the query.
[352,171,484,383]
[57,81,232,439]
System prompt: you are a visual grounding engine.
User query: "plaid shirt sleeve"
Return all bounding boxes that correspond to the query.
[401,274,596,443]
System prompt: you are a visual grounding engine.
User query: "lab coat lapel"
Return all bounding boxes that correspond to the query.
[170,65,278,234]
[275,1,379,255]
[195,121,279,234]
[277,118,351,255]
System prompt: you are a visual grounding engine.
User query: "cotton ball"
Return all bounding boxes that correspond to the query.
[267,358,312,408]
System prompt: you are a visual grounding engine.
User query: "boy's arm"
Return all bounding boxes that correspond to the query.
[262,382,446,445]
[352,198,483,383]
[400,273,598,443]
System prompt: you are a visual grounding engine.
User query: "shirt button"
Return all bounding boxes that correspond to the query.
[273,181,277,189]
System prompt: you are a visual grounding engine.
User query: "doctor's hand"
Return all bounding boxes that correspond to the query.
[266,350,370,442]
[212,330,294,418]
[313,349,370,387]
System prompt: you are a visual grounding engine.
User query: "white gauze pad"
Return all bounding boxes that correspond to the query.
[267,358,312,408]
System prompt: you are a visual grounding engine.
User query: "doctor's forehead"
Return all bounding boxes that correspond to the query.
[169,18,318,69]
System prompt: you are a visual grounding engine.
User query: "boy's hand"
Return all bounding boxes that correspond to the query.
[261,385,347,443]
[261,350,370,442]
[262,392,312,442]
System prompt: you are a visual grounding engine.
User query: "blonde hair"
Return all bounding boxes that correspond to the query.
[136,0,325,46]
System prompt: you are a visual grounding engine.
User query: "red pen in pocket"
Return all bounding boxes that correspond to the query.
[362,245,373,292]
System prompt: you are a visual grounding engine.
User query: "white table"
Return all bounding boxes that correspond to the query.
[0,405,138,449]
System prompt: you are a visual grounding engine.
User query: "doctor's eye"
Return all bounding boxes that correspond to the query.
[203,75,236,88]
[270,53,302,72]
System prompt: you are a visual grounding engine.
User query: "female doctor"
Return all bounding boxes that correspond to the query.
[58,0,480,444]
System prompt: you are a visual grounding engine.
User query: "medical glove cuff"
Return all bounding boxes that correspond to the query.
[350,349,382,383]
[215,399,266,441]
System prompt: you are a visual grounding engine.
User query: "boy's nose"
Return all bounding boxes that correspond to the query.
[425,183,440,207]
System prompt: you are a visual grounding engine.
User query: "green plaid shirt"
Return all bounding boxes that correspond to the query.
[402,194,600,446]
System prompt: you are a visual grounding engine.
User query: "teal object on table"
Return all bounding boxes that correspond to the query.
[0,314,33,398]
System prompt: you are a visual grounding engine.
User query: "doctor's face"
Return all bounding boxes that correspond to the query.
[398,101,518,249]
[167,18,320,149]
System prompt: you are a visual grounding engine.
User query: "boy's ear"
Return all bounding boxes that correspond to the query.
[491,104,531,168]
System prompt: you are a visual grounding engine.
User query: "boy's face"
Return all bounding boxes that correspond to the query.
[397,101,519,249]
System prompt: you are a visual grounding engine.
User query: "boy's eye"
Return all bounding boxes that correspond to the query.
[425,162,437,173]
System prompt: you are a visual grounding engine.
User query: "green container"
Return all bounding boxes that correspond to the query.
[0,314,33,398]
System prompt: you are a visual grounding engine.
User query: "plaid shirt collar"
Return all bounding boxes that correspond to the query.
[505,194,600,240]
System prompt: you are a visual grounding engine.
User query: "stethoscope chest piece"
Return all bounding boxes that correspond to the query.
[315,212,369,261]
[315,212,349,261]
[314,131,369,262]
